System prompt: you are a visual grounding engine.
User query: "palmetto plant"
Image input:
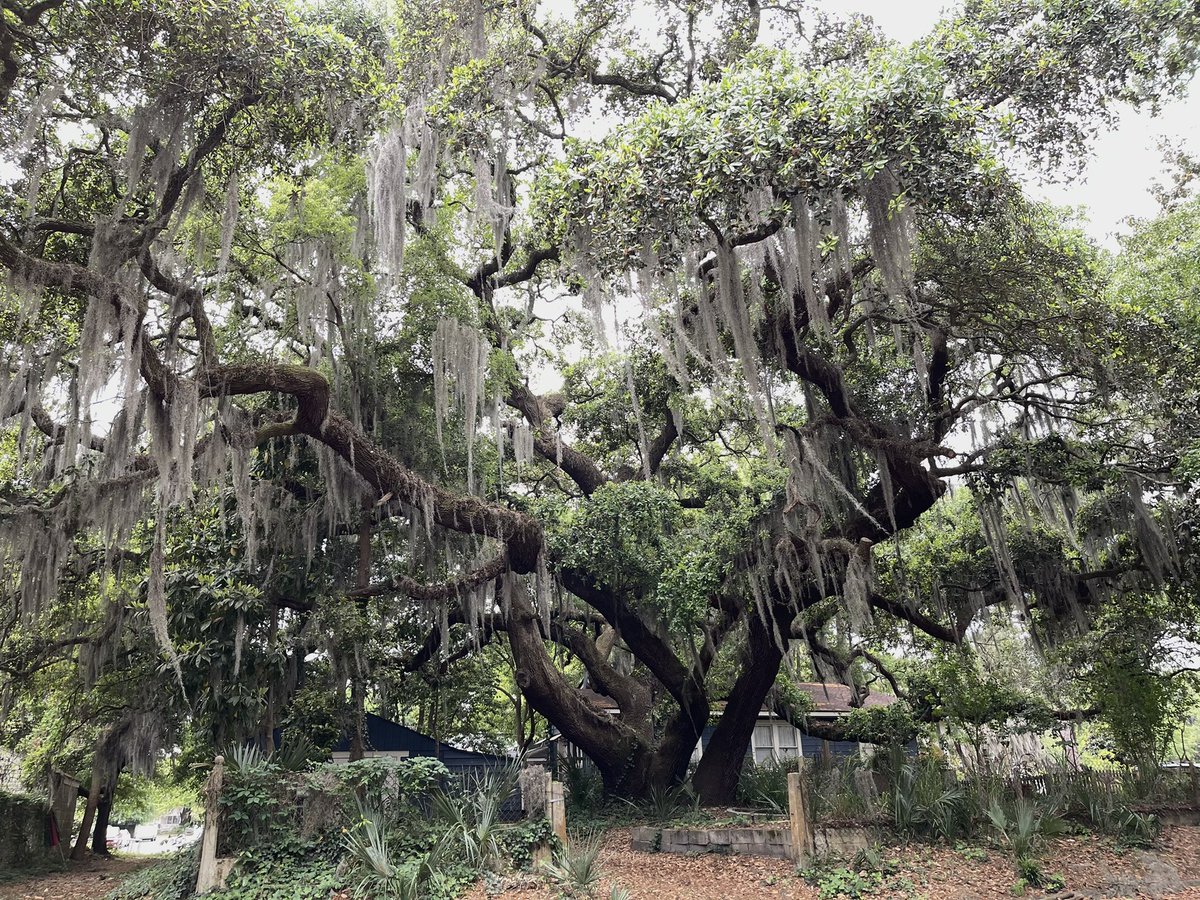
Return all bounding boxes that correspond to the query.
[541,830,604,897]
[986,796,1069,860]
[342,811,436,900]
[890,762,967,840]
[226,743,268,774]
[431,763,520,872]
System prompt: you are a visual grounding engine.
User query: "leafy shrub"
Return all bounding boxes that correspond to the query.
[0,791,51,872]
[106,847,198,900]
[216,843,344,900]
[1014,855,1043,888]
[803,865,880,900]
[734,759,793,812]
[563,759,605,816]
[986,796,1069,882]
[344,815,427,900]
[1118,810,1161,847]
[326,756,448,823]
[218,752,452,854]
[889,760,968,840]
[432,763,520,871]
[495,817,556,870]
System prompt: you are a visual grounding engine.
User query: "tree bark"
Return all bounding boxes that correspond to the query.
[504,577,659,795]
[72,736,109,860]
[691,611,787,805]
[90,769,118,857]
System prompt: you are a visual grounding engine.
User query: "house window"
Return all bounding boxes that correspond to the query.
[750,720,804,764]
[775,724,799,759]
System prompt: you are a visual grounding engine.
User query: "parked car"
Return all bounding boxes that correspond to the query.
[105,826,131,850]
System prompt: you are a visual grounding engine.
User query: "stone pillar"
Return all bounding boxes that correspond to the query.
[519,764,548,820]
[548,779,567,846]
[787,767,815,864]
[196,756,226,894]
[49,771,81,849]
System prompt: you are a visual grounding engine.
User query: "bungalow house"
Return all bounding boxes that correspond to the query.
[738,681,900,765]
[545,682,901,772]
[328,713,513,777]
[324,714,524,819]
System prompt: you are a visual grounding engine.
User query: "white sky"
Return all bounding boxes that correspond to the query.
[822,0,1200,247]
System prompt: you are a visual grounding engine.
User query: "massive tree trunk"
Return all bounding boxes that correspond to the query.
[90,768,118,857]
[691,611,787,805]
[504,578,661,795]
[72,735,109,860]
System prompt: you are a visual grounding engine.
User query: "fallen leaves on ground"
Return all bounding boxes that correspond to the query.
[464,825,1200,900]
[0,853,151,900]
[4,827,1199,899]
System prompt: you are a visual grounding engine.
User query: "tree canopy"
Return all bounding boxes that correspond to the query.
[2,0,1199,828]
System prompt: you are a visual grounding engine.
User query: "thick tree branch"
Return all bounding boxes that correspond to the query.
[347,553,511,602]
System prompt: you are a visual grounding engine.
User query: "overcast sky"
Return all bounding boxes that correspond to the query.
[820,0,1200,247]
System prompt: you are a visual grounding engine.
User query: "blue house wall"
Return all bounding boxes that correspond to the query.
[329,714,511,774]
[696,724,865,760]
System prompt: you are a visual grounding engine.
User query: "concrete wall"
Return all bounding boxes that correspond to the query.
[0,791,49,870]
[630,823,876,861]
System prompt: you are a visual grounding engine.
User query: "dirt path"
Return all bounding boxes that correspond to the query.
[0,854,152,900]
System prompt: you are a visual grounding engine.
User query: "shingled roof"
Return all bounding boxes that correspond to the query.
[794,682,897,714]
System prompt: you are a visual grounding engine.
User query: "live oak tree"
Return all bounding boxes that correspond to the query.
[2,0,1199,812]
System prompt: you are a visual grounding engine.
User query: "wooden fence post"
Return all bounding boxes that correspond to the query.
[788,766,815,865]
[548,779,568,846]
[195,755,226,894]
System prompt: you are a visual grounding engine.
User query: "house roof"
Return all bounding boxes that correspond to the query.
[578,682,897,716]
[793,682,897,714]
[329,714,511,768]
[577,687,620,711]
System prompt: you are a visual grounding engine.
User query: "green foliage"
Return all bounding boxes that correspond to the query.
[807,866,881,900]
[563,760,605,816]
[329,756,449,822]
[495,817,556,870]
[887,759,969,840]
[541,45,996,269]
[343,816,454,900]
[985,797,1068,863]
[106,847,198,900]
[8,0,1200,844]
[218,754,449,855]
[907,650,1053,770]
[110,770,199,824]
[1117,811,1161,848]
[1080,596,1199,766]
[735,759,792,812]
[215,841,346,900]
[840,705,919,747]
[0,791,50,872]
[541,830,605,897]
[552,481,681,595]
[631,783,703,823]
[431,763,521,872]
